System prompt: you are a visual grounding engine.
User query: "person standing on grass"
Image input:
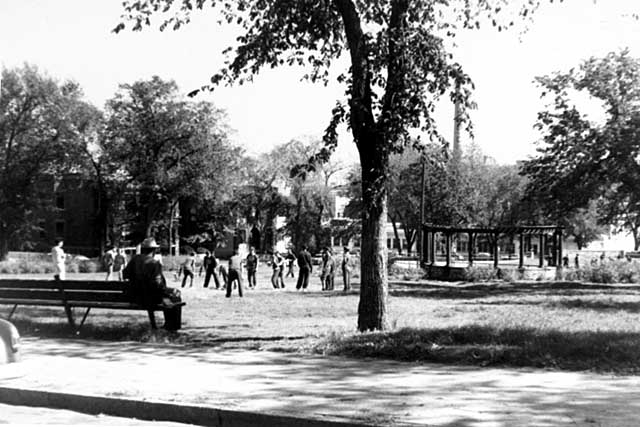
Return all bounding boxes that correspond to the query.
[201,251,222,289]
[285,248,296,278]
[341,247,352,292]
[180,252,196,288]
[226,247,244,298]
[296,245,313,291]
[113,248,127,281]
[270,250,285,289]
[246,247,259,289]
[199,250,211,284]
[322,248,336,291]
[51,239,66,281]
[103,247,115,281]
[320,248,330,291]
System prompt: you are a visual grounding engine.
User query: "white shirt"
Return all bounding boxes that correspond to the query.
[51,245,65,265]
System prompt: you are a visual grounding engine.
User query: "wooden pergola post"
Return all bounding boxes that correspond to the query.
[556,228,563,266]
[422,227,428,266]
[468,232,474,266]
[493,233,499,269]
[430,231,435,265]
[518,233,524,269]
[445,232,451,267]
[539,234,545,268]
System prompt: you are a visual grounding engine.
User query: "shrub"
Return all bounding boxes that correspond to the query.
[464,266,499,282]
[499,268,520,283]
[0,259,58,275]
[0,262,18,274]
[575,260,640,284]
[78,259,101,273]
[66,261,80,274]
[388,265,426,281]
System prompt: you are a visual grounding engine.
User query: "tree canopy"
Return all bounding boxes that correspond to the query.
[0,65,98,259]
[522,49,640,249]
[104,76,236,242]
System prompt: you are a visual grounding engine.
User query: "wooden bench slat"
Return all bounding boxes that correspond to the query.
[0,280,128,291]
[0,290,130,303]
[0,299,184,310]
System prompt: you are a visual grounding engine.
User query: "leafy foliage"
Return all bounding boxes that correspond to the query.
[522,49,640,248]
[0,65,98,259]
[103,76,236,242]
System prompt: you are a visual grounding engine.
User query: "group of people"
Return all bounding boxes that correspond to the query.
[173,244,355,296]
[295,245,353,292]
[102,247,128,281]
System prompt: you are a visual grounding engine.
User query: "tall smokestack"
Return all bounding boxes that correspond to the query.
[452,81,462,163]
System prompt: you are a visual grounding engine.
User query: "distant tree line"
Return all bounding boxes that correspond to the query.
[0,65,340,260]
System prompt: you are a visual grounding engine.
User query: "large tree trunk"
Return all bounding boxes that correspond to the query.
[357,148,389,332]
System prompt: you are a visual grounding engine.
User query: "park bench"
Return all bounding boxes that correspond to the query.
[0,279,185,331]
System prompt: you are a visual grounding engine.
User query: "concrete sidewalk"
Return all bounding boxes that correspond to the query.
[1,338,640,426]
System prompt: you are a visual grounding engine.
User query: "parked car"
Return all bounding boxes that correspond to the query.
[0,319,20,364]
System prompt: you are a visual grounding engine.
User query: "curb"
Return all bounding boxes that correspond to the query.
[0,387,370,427]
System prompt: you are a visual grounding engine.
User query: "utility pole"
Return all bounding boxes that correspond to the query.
[418,155,426,262]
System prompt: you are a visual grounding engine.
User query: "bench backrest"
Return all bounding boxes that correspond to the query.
[0,280,131,304]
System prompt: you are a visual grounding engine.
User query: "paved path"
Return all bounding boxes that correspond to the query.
[0,402,196,426]
[1,338,640,426]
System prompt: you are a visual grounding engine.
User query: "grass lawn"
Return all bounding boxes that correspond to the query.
[5,268,640,373]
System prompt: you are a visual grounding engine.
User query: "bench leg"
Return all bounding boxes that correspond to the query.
[163,306,182,331]
[7,304,17,320]
[63,304,75,328]
[78,308,91,331]
[147,310,158,329]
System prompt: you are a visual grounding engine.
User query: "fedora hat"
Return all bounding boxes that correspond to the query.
[141,237,160,249]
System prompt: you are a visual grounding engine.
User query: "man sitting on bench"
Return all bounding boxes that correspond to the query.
[123,237,182,330]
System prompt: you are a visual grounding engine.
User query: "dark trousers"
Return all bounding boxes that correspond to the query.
[271,268,284,288]
[343,268,351,291]
[247,269,257,288]
[296,267,310,289]
[286,262,295,278]
[181,269,194,288]
[226,268,243,297]
[203,267,221,288]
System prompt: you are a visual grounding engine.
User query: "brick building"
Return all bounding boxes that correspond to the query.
[17,174,102,257]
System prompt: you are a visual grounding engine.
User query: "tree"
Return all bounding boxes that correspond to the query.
[522,49,640,248]
[563,201,605,250]
[104,76,235,244]
[0,65,96,260]
[117,0,564,331]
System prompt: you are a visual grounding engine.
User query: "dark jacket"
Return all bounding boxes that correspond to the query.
[123,253,167,307]
[297,250,313,271]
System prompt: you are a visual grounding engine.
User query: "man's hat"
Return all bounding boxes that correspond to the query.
[141,237,160,249]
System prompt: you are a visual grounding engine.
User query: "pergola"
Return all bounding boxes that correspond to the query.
[422,224,564,269]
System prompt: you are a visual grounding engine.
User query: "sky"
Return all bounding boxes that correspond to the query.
[1,0,639,165]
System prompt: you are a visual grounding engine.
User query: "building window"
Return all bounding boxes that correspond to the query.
[55,193,65,209]
[55,221,65,238]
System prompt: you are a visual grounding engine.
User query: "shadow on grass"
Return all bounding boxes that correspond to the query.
[389,283,640,300]
[313,325,640,374]
[548,299,640,313]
